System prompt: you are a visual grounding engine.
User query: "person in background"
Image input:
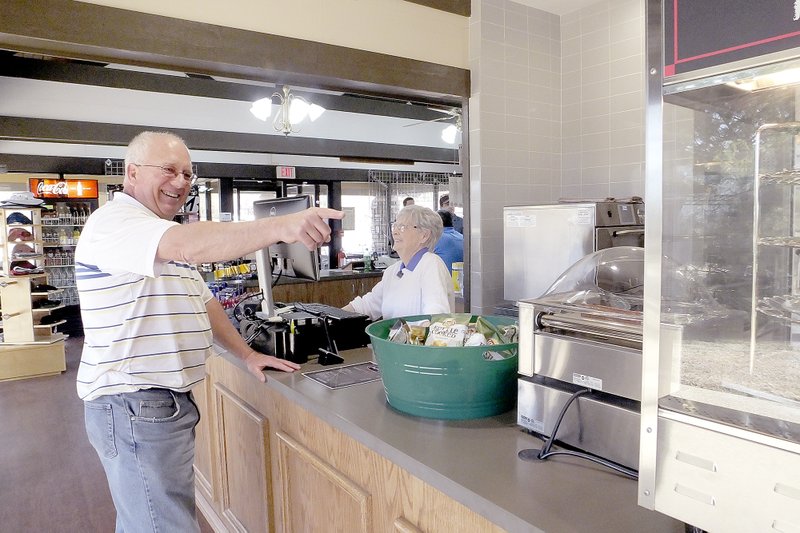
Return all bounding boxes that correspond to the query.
[345,204,453,320]
[402,196,415,207]
[75,130,343,533]
[434,209,464,274]
[439,193,463,234]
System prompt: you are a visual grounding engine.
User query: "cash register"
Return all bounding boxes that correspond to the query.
[238,196,371,364]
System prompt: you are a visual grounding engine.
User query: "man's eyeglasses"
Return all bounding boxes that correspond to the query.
[392,223,418,233]
[135,163,197,185]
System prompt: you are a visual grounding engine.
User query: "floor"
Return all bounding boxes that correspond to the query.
[0,336,214,532]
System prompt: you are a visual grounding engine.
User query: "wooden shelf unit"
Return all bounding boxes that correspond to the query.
[0,206,66,381]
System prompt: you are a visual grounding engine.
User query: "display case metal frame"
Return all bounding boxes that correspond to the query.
[640,1,800,531]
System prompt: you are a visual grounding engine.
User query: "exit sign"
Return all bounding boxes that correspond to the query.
[277,166,296,179]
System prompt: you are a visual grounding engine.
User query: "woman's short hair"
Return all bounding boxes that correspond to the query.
[398,204,443,250]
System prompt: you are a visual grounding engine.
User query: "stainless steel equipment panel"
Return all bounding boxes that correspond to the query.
[596,225,645,249]
[533,332,643,401]
[503,201,644,304]
[503,203,595,302]
[517,377,641,470]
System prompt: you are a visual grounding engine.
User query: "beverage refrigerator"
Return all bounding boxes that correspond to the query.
[639,1,800,531]
[31,177,99,336]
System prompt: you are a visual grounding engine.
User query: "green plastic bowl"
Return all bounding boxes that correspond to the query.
[366,314,518,420]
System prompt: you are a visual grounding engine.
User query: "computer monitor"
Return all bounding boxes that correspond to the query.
[253,195,320,316]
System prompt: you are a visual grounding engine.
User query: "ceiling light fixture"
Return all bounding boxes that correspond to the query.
[726,67,800,92]
[441,113,463,144]
[249,85,326,136]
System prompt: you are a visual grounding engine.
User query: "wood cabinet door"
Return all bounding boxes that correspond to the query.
[276,432,373,533]
[214,383,275,533]
[192,376,217,507]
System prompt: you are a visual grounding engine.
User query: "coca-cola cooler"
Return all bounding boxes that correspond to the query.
[30,176,99,336]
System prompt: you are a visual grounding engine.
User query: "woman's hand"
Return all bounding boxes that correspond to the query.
[244,350,301,382]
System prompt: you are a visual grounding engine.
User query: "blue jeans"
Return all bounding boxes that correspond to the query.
[84,388,201,533]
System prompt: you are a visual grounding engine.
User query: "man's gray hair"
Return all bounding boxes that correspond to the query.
[398,204,443,250]
[123,131,188,186]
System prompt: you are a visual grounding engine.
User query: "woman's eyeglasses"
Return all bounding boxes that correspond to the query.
[135,163,197,185]
[392,223,418,233]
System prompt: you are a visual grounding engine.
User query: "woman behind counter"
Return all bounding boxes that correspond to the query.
[344,205,454,320]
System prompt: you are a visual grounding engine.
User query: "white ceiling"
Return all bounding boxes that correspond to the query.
[0,73,461,173]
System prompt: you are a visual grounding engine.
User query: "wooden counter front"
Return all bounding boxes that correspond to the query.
[193,348,684,533]
[272,271,382,308]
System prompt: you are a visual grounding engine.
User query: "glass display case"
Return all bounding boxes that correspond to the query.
[657,67,800,443]
[640,5,800,531]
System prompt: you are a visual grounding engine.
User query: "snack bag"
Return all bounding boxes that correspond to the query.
[501,324,519,344]
[388,318,430,345]
[425,314,470,347]
[388,319,411,344]
[464,331,488,346]
[408,320,430,345]
[473,316,510,345]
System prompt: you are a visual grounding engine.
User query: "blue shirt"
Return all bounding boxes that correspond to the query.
[452,214,464,234]
[433,228,464,273]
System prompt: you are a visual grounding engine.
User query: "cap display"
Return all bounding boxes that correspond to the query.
[32,299,60,309]
[10,261,43,276]
[0,192,44,207]
[6,212,33,225]
[7,228,33,242]
[11,243,37,259]
[38,314,61,325]
[31,283,59,293]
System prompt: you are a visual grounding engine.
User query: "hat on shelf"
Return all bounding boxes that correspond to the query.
[6,212,33,225]
[7,227,33,242]
[38,314,61,325]
[32,298,60,309]
[11,243,37,259]
[0,192,44,207]
[10,260,43,276]
[31,283,59,293]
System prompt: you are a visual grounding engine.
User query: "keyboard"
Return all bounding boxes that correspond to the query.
[292,302,368,320]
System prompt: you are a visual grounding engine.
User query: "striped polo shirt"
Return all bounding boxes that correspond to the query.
[75,193,213,401]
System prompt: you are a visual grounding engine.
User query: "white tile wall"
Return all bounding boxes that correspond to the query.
[469,0,645,314]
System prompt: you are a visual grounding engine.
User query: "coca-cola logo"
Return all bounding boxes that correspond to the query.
[36,180,69,197]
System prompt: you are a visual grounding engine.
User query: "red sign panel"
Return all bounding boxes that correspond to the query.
[664,0,800,77]
[29,178,99,199]
[277,166,296,179]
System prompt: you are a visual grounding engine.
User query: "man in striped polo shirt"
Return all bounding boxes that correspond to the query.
[76,131,343,533]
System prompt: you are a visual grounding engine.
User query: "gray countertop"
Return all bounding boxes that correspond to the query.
[218,347,684,533]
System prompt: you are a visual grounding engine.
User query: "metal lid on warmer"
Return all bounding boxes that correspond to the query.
[520,246,730,327]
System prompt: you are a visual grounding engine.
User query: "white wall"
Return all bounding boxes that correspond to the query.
[560,0,645,200]
[75,0,469,69]
[469,0,645,314]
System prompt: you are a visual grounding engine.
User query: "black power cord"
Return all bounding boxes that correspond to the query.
[232,291,264,323]
[518,388,639,480]
[292,302,344,365]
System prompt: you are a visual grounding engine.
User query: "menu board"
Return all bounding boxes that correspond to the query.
[664,0,800,77]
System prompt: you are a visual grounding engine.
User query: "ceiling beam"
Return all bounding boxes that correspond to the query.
[0,53,457,121]
[0,116,460,165]
[0,153,380,182]
[0,0,469,103]
[406,0,470,17]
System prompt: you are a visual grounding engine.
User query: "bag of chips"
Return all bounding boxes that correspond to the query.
[425,314,472,347]
[388,318,430,345]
